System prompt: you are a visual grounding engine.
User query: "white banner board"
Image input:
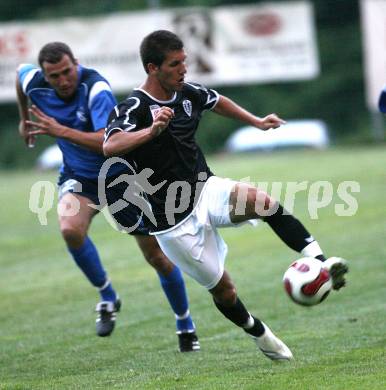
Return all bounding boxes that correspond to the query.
[0,1,318,102]
[360,0,386,111]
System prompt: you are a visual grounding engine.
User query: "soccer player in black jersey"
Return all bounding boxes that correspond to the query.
[104,30,348,360]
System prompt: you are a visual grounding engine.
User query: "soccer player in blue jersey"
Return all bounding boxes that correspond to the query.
[103,30,349,361]
[16,42,200,352]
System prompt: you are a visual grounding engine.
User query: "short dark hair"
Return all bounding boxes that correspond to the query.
[140,30,183,73]
[38,42,76,68]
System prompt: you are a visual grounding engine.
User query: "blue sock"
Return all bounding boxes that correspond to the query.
[158,266,195,333]
[98,280,117,303]
[68,236,117,302]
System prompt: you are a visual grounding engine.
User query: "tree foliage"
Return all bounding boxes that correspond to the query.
[0,0,372,167]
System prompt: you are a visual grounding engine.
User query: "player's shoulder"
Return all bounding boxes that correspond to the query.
[120,89,150,109]
[181,82,214,102]
[111,94,142,118]
[80,66,111,90]
[79,65,114,101]
[183,82,211,94]
[17,63,37,76]
[108,91,152,127]
[80,66,107,83]
[181,82,219,109]
[17,63,46,91]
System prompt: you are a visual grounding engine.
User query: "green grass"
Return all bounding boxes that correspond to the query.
[0,146,385,389]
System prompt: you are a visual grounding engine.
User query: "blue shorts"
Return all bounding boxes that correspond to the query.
[58,172,150,236]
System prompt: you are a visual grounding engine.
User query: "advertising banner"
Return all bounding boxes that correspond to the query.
[0,1,318,102]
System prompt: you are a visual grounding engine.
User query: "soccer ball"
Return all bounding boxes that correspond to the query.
[283,257,332,306]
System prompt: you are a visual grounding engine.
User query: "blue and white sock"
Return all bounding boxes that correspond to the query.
[158,266,195,333]
[175,309,195,334]
[68,236,117,302]
[98,278,117,302]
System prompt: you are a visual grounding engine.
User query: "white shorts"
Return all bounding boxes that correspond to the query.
[154,176,240,289]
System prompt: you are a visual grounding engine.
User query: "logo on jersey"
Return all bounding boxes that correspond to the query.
[76,109,87,122]
[182,99,192,117]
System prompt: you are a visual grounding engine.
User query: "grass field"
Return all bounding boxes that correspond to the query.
[0,146,385,389]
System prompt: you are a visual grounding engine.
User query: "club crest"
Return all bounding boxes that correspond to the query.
[76,108,87,122]
[182,99,192,117]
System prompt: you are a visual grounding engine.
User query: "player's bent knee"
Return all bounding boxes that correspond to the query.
[145,252,174,274]
[221,286,237,306]
[212,284,237,306]
[60,225,86,248]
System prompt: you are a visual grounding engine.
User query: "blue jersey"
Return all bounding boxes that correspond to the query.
[18,64,123,178]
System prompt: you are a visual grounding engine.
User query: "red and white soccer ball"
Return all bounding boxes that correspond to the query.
[283,257,332,306]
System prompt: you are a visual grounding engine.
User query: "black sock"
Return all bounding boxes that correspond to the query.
[213,297,265,337]
[264,204,313,253]
[243,315,265,337]
[213,296,249,327]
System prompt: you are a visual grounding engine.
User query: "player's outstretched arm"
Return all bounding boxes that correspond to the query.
[213,95,286,131]
[15,70,35,147]
[26,105,105,153]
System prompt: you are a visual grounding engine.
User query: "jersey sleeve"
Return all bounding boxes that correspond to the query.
[104,97,141,141]
[187,82,219,111]
[17,64,39,93]
[88,81,117,131]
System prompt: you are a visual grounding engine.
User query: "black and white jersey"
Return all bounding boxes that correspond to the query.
[105,82,219,232]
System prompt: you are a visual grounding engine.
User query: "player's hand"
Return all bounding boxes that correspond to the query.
[258,113,286,131]
[150,106,174,138]
[26,105,65,138]
[18,119,36,148]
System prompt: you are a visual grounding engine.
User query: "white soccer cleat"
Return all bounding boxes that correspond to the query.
[253,322,293,361]
[323,257,349,290]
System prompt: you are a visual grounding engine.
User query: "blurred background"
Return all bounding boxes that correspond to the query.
[0,0,385,169]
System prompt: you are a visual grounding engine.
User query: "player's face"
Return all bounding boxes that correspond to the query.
[156,49,187,94]
[42,54,78,100]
